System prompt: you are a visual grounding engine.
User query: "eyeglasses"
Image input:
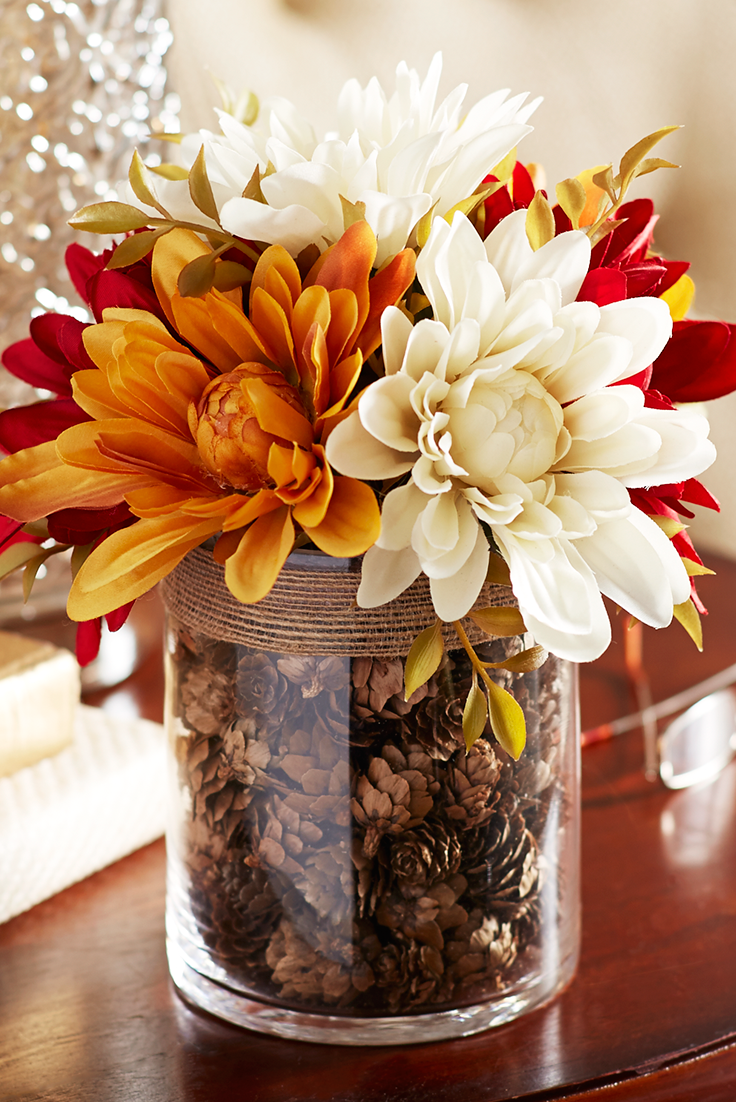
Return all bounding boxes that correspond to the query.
[582,624,736,790]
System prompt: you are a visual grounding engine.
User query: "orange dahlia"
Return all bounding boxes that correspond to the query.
[0,222,415,620]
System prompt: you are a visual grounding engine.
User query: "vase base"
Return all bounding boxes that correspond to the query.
[167,937,577,1046]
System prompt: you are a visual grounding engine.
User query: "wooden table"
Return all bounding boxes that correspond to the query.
[3,558,736,1101]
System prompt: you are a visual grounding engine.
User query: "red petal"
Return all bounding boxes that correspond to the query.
[0,398,90,452]
[621,261,668,298]
[87,267,165,323]
[1,337,74,395]
[577,267,627,306]
[656,259,690,297]
[679,477,720,512]
[553,205,572,234]
[75,618,102,665]
[47,502,134,545]
[651,320,736,402]
[105,600,135,632]
[65,243,110,305]
[511,162,535,207]
[482,186,514,237]
[0,516,32,549]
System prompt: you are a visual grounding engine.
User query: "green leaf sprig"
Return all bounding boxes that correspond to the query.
[69,145,260,298]
[402,585,548,761]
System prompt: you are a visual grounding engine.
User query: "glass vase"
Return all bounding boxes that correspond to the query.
[161,547,580,1045]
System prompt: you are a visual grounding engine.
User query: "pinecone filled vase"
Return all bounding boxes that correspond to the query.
[161,547,580,1044]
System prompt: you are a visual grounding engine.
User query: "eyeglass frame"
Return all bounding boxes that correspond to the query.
[581,637,736,790]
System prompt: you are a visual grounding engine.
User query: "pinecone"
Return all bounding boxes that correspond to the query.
[376,874,468,950]
[463,788,540,920]
[442,739,503,829]
[373,938,446,1010]
[244,793,324,879]
[237,651,291,730]
[389,818,462,899]
[278,655,351,699]
[351,746,436,858]
[180,663,236,736]
[410,679,466,760]
[352,656,405,714]
[265,918,359,1006]
[270,720,352,825]
[208,860,283,977]
[444,907,518,999]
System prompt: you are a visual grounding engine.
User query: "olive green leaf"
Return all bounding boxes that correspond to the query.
[485,676,526,759]
[650,515,687,539]
[493,644,548,674]
[149,163,190,181]
[106,228,169,269]
[68,202,152,234]
[129,149,169,217]
[212,260,252,291]
[490,146,517,184]
[242,164,267,204]
[591,165,617,203]
[178,251,218,298]
[415,200,440,249]
[340,195,367,231]
[189,145,221,224]
[404,618,444,701]
[210,74,259,125]
[443,183,500,226]
[682,557,716,577]
[0,541,43,581]
[71,542,94,578]
[22,519,49,539]
[463,676,489,751]
[617,126,680,193]
[468,604,527,638]
[22,546,63,603]
[525,190,555,251]
[673,597,703,651]
[485,552,512,587]
[632,156,679,178]
[155,132,183,144]
[555,177,587,230]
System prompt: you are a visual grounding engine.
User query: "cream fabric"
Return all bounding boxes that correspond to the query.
[166,0,736,556]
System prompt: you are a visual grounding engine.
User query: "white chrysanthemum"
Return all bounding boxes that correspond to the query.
[326,211,716,662]
[137,55,539,265]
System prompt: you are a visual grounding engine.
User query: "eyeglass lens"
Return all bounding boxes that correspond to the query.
[659,688,736,790]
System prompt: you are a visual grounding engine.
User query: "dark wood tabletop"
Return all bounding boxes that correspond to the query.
[3,556,736,1101]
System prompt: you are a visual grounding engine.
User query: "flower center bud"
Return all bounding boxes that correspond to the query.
[445,368,565,492]
[194,365,304,491]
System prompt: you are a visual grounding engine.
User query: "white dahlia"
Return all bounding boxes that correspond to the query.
[139,55,539,265]
[326,210,716,662]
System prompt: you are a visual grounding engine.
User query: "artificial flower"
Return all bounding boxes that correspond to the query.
[0,221,414,622]
[133,54,540,266]
[327,210,715,661]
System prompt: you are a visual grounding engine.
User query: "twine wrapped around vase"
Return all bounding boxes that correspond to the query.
[160,546,517,657]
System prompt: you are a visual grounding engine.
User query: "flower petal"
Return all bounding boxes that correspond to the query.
[357,543,423,608]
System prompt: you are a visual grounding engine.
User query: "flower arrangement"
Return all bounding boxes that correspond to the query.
[1,55,735,757]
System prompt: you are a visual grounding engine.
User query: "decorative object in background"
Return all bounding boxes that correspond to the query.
[1,54,735,1041]
[0,703,165,923]
[0,628,79,775]
[162,548,579,1043]
[0,0,178,679]
[0,0,178,387]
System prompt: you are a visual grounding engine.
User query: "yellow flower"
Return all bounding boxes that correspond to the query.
[0,223,416,620]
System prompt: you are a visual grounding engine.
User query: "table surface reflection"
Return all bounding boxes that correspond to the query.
[4,558,736,1101]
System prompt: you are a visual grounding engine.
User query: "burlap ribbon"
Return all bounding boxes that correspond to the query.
[160,547,517,657]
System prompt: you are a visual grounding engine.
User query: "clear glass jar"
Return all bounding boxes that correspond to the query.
[162,548,580,1045]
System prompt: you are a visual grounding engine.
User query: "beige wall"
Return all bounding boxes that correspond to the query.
[167,0,736,557]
